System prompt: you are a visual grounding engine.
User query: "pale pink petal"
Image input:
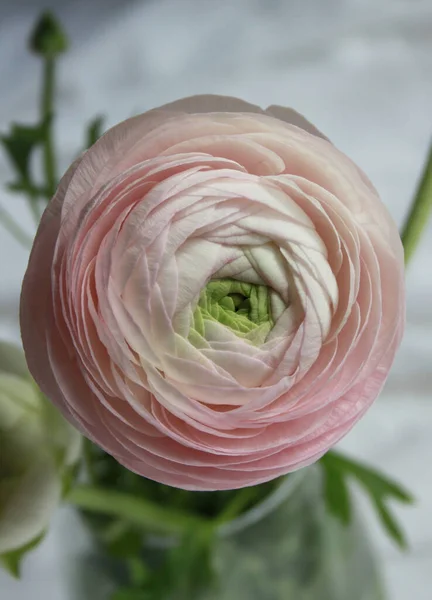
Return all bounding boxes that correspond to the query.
[20,96,405,491]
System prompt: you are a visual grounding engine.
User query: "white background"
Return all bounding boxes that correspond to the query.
[0,1,431,598]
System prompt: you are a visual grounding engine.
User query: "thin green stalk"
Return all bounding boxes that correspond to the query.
[216,486,261,524]
[401,140,432,265]
[41,57,56,199]
[0,204,32,247]
[67,485,207,536]
[82,438,97,484]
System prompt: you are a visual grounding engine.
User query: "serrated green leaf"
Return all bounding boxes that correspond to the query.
[0,533,44,578]
[86,116,104,149]
[321,451,414,549]
[1,122,46,182]
[7,181,47,197]
[324,451,414,504]
[371,496,408,550]
[322,462,352,525]
[29,11,69,57]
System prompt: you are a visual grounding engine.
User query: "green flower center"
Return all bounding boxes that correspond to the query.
[190,279,274,346]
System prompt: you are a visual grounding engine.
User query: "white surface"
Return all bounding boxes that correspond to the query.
[0,0,431,598]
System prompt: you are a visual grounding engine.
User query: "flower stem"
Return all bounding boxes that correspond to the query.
[67,485,207,535]
[82,438,97,484]
[216,486,261,523]
[0,204,33,247]
[401,140,432,265]
[41,57,57,199]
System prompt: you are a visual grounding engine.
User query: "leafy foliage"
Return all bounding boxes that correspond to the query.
[77,445,285,599]
[84,441,283,521]
[85,116,105,149]
[71,442,415,598]
[1,122,48,187]
[322,458,352,525]
[320,450,414,548]
[111,527,216,600]
[0,534,44,578]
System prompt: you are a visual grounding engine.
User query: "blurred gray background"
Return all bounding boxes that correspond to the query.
[0,1,431,598]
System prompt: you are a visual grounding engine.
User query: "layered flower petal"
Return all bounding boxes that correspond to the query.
[20,95,405,490]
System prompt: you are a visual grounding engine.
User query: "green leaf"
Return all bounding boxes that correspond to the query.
[216,485,263,523]
[0,533,44,578]
[127,556,151,588]
[85,116,105,149]
[29,11,69,57]
[324,451,414,504]
[157,526,216,599]
[110,527,216,600]
[1,122,46,183]
[322,461,352,525]
[61,462,80,498]
[371,497,408,550]
[401,139,432,265]
[67,485,206,535]
[7,181,47,197]
[320,451,414,549]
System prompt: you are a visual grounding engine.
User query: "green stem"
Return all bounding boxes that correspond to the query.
[82,438,97,484]
[41,57,57,199]
[0,204,33,247]
[216,486,261,524]
[67,485,207,536]
[401,140,432,265]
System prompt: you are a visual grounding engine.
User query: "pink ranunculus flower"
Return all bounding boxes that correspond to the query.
[20,95,405,491]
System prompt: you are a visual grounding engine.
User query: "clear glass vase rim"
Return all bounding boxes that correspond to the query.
[217,467,313,538]
[144,467,314,549]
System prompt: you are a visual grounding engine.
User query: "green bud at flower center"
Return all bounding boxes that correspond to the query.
[190,279,274,346]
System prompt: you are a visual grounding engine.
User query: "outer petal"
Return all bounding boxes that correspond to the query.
[156,94,266,115]
[265,105,329,140]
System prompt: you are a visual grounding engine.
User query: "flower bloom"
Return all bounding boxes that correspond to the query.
[0,342,81,557]
[20,96,405,490]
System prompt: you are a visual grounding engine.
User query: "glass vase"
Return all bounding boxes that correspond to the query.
[136,466,385,600]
